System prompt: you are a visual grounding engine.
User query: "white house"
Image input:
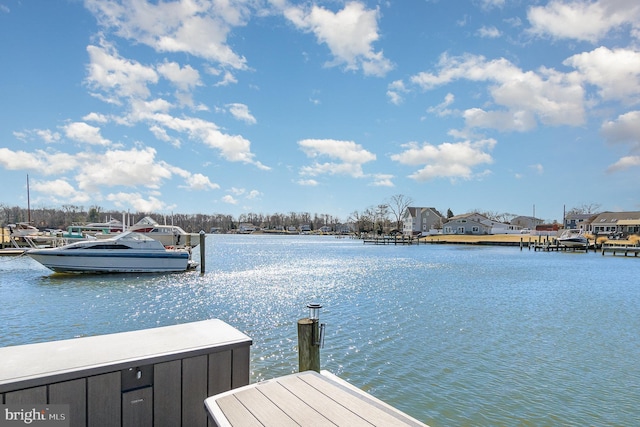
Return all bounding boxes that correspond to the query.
[443,213,492,235]
[512,215,545,230]
[238,223,256,233]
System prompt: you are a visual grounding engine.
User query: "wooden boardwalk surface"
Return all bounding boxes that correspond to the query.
[205,370,428,427]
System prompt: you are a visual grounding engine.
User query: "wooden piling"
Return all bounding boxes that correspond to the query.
[298,318,320,372]
[199,231,206,274]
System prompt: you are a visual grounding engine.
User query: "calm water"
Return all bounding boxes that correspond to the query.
[1,235,639,426]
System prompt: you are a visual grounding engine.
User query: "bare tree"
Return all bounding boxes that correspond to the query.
[566,203,602,216]
[387,194,413,231]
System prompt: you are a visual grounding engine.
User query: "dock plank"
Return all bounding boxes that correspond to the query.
[216,395,263,427]
[298,373,421,427]
[253,381,334,426]
[234,386,299,427]
[205,370,428,427]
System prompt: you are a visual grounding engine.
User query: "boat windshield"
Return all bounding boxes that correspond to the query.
[115,231,156,242]
[134,217,160,227]
[78,244,131,250]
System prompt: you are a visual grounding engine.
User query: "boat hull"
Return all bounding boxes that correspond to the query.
[558,238,588,247]
[28,250,190,273]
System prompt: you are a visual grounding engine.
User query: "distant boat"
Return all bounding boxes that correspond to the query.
[558,229,589,247]
[7,222,39,238]
[128,216,200,248]
[86,218,124,233]
[27,231,196,273]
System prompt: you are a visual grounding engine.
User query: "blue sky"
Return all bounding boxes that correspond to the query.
[1,0,639,223]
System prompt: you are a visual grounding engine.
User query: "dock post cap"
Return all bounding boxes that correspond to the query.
[307,303,322,320]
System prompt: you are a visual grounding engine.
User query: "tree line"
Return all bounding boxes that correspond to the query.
[2,196,581,235]
[0,195,417,234]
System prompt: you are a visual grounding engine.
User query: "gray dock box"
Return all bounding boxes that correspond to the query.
[0,319,252,427]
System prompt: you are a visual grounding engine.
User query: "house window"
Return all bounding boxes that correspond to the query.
[457,226,465,234]
[472,226,479,233]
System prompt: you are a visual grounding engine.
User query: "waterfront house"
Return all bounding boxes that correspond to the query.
[336,223,355,234]
[238,223,257,233]
[402,207,444,236]
[511,215,545,230]
[300,224,312,233]
[563,213,596,230]
[318,225,332,233]
[589,211,640,237]
[443,213,492,235]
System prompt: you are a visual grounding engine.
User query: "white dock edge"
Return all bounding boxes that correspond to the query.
[204,370,428,427]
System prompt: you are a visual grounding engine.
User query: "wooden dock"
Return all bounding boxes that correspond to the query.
[602,243,640,257]
[204,370,428,427]
[533,242,594,253]
[363,236,419,245]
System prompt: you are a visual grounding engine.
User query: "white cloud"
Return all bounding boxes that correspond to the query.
[86,41,158,102]
[387,80,408,105]
[222,195,239,204]
[564,47,640,104]
[157,61,201,92]
[74,147,172,191]
[213,70,238,87]
[227,103,257,125]
[107,192,167,212]
[477,26,501,38]
[12,129,61,143]
[428,93,456,117]
[31,179,91,204]
[0,148,78,174]
[81,16,267,175]
[600,110,640,171]
[298,138,376,179]
[479,0,506,9]
[284,1,393,76]
[297,179,319,186]
[410,53,586,131]
[606,156,640,173]
[85,0,249,69]
[370,174,394,187]
[64,122,111,146]
[140,113,268,169]
[530,163,544,174]
[181,173,220,191]
[601,111,640,144]
[83,112,109,123]
[299,138,376,163]
[246,190,261,199]
[391,139,496,181]
[527,0,640,43]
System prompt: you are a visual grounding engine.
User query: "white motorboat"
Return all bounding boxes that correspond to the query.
[7,222,39,238]
[128,216,200,248]
[557,229,589,247]
[27,231,195,273]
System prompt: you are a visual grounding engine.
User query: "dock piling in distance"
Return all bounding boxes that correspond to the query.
[199,230,206,274]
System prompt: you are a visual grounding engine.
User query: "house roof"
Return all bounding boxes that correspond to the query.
[405,207,442,217]
[591,211,640,225]
[447,212,490,221]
